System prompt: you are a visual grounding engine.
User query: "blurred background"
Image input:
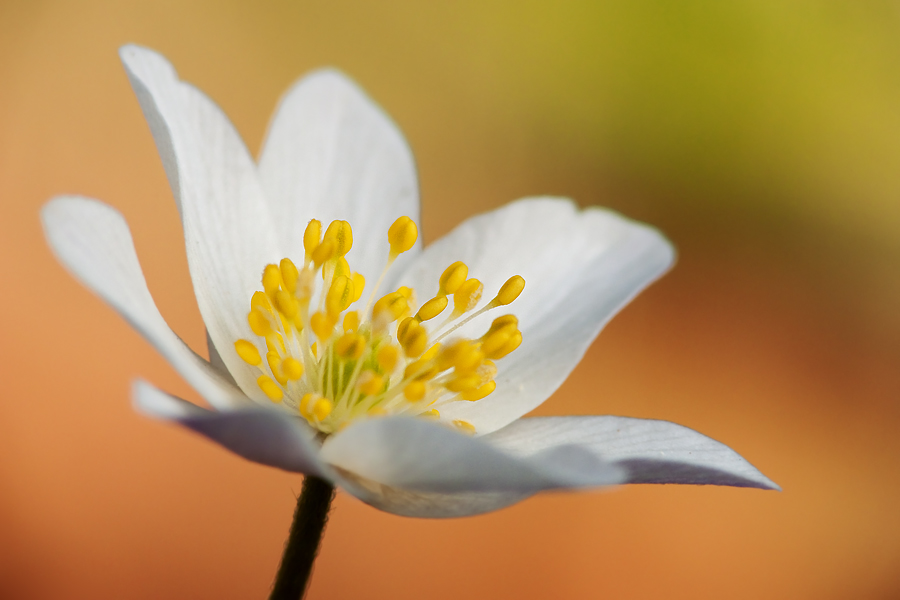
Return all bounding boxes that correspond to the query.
[2,1,900,598]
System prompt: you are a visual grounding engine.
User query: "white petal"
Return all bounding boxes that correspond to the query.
[133,380,329,476]
[485,416,780,490]
[119,44,280,403]
[257,69,421,290]
[42,196,247,410]
[320,417,624,494]
[398,198,675,433]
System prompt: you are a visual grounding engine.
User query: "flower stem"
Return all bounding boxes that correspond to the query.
[269,476,336,600]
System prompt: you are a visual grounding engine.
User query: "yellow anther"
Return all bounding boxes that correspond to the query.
[311,342,318,358]
[280,258,299,294]
[265,333,286,355]
[388,216,418,258]
[481,329,512,358]
[262,264,283,297]
[421,342,442,362]
[257,375,283,402]
[439,261,468,296]
[404,381,426,402]
[297,392,324,419]
[453,420,476,435]
[251,291,273,312]
[282,357,304,380]
[400,321,428,358]
[312,397,333,420]
[396,316,416,344]
[234,339,262,366]
[446,373,483,393]
[490,330,522,359]
[420,409,440,419]
[373,292,409,324]
[486,314,518,336]
[324,220,353,256]
[453,278,483,315]
[461,380,496,401]
[311,239,336,269]
[454,346,485,374]
[326,275,354,320]
[273,290,299,318]
[416,296,448,322]
[303,219,322,260]
[492,275,525,306]
[397,286,413,299]
[248,308,273,336]
[266,351,288,385]
[335,332,365,360]
[310,311,335,341]
[376,344,399,372]
[351,272,365,302]
[356,370,384,396]
[343,310,359,332]
[404,359,438,381]
[478,359,498,380]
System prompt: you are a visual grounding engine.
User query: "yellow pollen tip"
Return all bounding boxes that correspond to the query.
[421,342,442,362]
[356,370,384,396]
[326,275,354,321]
[324,220,353,256]
[251,291,273,312]
[373,292,409,324]
[397,286,413,299]
[280,258,299,294]
[248,308,273,336]
[300,393,332,420]
[310,311,335,341]
[376,344,399,372]
[487,314,518,335]
[282,357,304,380]
[234,340,261,366]
[461,380,496,401]
[312,398,333,421]
[273,290,299,318]
[439,261,469,296]
[404,381,427,402]
[343,310,360,332]
[311,239,336,268]
[262,264,283,297]
[388,216,418,258]
[491,330,522,359]
[453,420,476,435]
[335,332,365,360]
[351,272,365,302]
[400,321,428,358]
[396,316,415,344]
[421,408,440,419]
[492,275,525,306]
[446,373,483,393]
[416,296,448,322]
[257,375,283,402]
[453,278,484,315]
[267,351,288,385]
[481,328,513,359]
[303,219,322,260]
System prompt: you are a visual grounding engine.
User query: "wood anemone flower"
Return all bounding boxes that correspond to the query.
[42,45,777,520]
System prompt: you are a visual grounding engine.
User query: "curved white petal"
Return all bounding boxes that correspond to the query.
[320,417,624,494]
[398,198,675,434]
[119,44,280,403]
[133,380,329,476]
[257,69,421,291]
[485,416,780,490]
[42,196,247,410]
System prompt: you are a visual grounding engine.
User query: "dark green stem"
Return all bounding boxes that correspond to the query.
[269,476,336,600]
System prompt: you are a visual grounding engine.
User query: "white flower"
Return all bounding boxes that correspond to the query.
[41,45,777,518]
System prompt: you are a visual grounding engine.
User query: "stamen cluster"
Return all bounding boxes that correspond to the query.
[234,217,525,435]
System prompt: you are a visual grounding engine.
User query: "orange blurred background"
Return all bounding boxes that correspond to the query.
[2,1,900,598]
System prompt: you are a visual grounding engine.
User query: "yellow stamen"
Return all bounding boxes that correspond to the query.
[310,311,335,341]
[453,420,476,435]
[376,344,399,372]
[311,239,336,269]
[248,308,273,336]
[280,258,299,294]
[258,375,283,402]
[335,332,365,360]
[416,296,448,322]
[303,219,322,261]
[234,339,261,366]
[267,351,288,385]
[491,275,525,306]
[343,310,360,332]
[324,220,353,256]
[404,381,426,402]
[282,357,304,380]
[439,261,469,296]
[461,380,496,401]
[356,370,384,396]
[388,216,418,259]
[453,278,483,316]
